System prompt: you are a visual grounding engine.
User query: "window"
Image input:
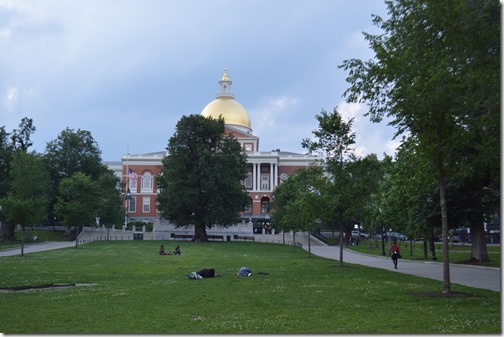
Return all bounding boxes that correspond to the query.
[245,172,253,189]
[261,175,269,190]
[142,172,153,192]
[143,197,150,213]
[261,199,270,214]
[129,197,136,212]
[129,178,137,191]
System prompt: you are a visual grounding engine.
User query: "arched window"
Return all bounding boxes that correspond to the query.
[261,197,270,214]
[142,172,153,192]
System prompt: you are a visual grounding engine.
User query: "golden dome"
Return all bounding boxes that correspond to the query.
[201,97,251,128]
[201,69,252,130]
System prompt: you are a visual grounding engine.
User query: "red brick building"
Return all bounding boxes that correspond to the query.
[106,70,320,232]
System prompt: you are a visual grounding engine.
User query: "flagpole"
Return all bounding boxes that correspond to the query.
[125,145,129,227]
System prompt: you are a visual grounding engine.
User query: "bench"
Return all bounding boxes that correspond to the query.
[234,235,255,241]
[207,235,225,241]
[172,234,194,241]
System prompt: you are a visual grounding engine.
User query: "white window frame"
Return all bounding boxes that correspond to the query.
[142,197,150,213]
[129,197,136,212]
[141,172,153,192]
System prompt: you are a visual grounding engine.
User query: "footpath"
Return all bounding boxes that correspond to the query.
[0,240,499,292]
[305,245,500,292]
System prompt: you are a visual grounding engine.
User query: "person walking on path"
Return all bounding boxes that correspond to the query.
[389,241,400,269]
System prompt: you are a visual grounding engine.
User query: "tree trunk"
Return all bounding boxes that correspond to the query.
[469,194,489,262]
[194,223,208,242]
[2,223,16,241]
[438,171,451,294]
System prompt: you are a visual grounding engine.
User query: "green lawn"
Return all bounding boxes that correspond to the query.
[347,240,501,268]
[0,241,500,334]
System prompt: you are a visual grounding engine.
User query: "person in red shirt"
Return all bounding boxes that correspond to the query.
[389,241,400,269]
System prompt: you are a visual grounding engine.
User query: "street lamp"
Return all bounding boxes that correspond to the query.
[381,225,385,256]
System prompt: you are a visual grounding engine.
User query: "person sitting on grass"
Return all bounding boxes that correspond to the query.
[159,245,167,255]
[172,245,181,255]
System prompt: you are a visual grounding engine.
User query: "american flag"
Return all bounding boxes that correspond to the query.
[128,168,138,183]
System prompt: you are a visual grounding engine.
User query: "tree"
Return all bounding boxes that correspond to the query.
[0,126,14,239]
[302,108,356,267]
[271,167,324,256]
[0,117,38,240]
[0,152,49,255]
[345,154,390,235]
[339,0,499,293]
[156,115,249,242]
[54,172,101,245]
[11,117,36,152]
[96,170,124,233]
[45,128,108,222]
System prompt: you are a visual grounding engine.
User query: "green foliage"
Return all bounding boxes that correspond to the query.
[340,0,500,279]
[128,221,153,232]
[54,172,101,229]
[272,167,324,233]
[45,128,109,223]
[0,152,49,231]
[157,115,249,241]
[96,170,124,227]
[0,241,500,333]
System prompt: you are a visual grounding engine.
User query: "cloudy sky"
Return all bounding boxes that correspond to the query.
[1,0,401,161]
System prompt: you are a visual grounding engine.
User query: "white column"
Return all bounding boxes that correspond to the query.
[270,163,274,191]
[252,163,257,192]
[256,163,261,191]
[275,162,279,188]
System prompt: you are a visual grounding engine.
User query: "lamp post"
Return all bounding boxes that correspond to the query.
[381,225,385,256]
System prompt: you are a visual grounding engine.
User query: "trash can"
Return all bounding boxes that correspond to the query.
[226,235,231,242]
[133,233,143,240]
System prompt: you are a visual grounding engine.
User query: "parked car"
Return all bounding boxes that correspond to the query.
[386,231,408,241]
[351,230,369,240]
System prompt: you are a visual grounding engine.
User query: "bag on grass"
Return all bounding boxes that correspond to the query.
[238,267,252,276]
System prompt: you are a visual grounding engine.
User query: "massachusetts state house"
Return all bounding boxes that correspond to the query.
[106,70,320,233]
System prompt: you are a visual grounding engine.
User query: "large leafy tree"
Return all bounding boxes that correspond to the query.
[302,108,356,267]
[96,170,124,229]
[0,118,38,241]
[345,154,390,235]
[0,151,49,255]
[157,115,249,242]
[340,0,499,293]
[45,128,108,222]
[271,167,324,256]
[54,172,101,245]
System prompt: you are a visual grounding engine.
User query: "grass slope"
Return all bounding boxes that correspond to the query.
[0,241,500,334]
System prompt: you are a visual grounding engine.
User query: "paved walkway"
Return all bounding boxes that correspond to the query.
[0,241,75,257]
[304,245,500,292]
[0,241,499,292]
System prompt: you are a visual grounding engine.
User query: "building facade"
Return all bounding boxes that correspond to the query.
[106,70,320,232]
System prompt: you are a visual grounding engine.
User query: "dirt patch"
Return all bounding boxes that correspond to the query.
[410,291,479,298]
[0,283,96,293]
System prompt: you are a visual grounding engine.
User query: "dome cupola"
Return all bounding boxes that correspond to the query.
[201,69,252,133]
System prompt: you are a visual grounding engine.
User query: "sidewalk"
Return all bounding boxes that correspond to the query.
[0,241,75,257]
[305,245,500,292]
